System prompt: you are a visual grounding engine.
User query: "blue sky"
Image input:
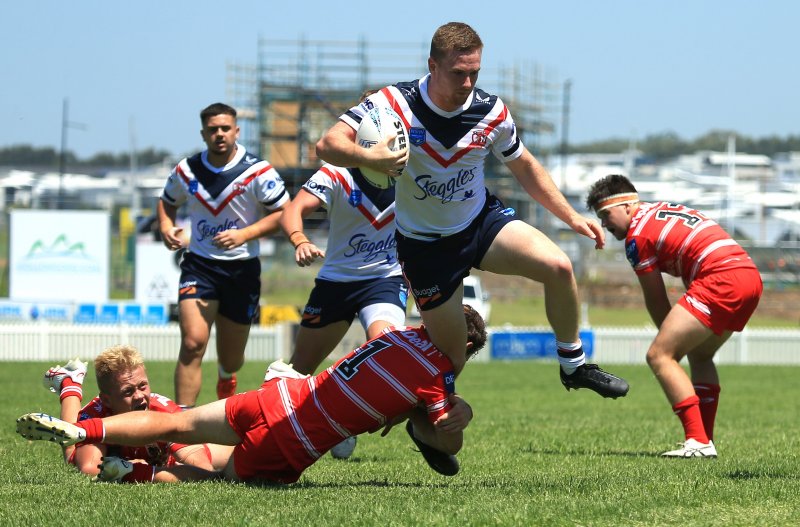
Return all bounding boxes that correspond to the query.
[3,0,797,159]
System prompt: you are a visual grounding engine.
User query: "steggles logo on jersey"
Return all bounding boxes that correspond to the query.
[196,218,241,241]
[344,232,397,263]
[412,167,478,203]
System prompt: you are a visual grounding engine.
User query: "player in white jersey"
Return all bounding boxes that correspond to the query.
[279,163,408,459]
[158,102,289,408]
[317,22,628,398]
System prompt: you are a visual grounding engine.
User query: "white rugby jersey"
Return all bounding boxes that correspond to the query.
[160,145,289,260]
[340,75,524,239]
[301,164,401,281]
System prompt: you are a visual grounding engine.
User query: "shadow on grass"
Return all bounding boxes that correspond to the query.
[244,479,449,489]
[726,470,800,480]
[522,445,655,458]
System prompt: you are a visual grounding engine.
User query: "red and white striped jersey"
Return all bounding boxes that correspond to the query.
[160,145,289,260]
[74,392,187,466]
[340,75,524,239]
[257,325,456,470]
[625,201,757,286]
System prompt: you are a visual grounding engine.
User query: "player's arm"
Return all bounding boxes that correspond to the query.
[434,393,474,433]
[506,149,605,249]
[157,199,185,251]
[212,205,286,251]
[316,121,407,176]
[637,270,672,328]
[72,442,106,476]
[279,188,326,266]
[408,406,463,455]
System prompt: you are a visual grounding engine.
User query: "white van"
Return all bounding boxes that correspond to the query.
[407,275,491,323]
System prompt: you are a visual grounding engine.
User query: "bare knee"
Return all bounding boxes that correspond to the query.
[180,333,208,360]
[542,254,574,286]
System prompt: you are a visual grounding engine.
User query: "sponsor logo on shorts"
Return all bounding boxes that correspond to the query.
[302,306,322,325]
[413,285,442,307]
[413,167,478,203]
[179,280,198,295]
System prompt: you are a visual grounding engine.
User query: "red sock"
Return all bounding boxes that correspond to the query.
[76,418,105,444]
[122,462,155,483]
[672,395,709,443]
[59,378,83,402]
[694,383,721,441]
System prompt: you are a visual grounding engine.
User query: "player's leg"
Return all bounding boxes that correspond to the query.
[290,322,351,374]
[481,220,578,341]
[419,285,468,374]
[174,298,217,406]
[687,332,730,441]
[480,220,628,398]
[357,277,407,339]
[214,314,251,398]
[646,304,717,456]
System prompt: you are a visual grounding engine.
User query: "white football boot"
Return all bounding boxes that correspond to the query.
[16,413,86,446]
[661,438,717,458]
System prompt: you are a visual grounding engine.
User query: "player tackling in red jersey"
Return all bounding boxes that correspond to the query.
[18,306,486,483]
[586,174,763,458]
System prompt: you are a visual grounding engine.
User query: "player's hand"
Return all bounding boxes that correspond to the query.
[568,214,605,250]
[294,242,325,267]
[213,229,246,251]
[360,133,409,177]
[434,394,473,433]
[161,227,185,251]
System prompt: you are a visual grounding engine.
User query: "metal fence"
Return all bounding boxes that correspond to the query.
[0,322,797,365]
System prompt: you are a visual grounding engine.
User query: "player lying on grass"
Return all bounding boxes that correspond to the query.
[586,174,763,458]
[41,345,232,482]
[18,306,486,483]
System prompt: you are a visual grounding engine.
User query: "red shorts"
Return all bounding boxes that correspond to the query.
[225,390,302,484]
[678,266,763,335]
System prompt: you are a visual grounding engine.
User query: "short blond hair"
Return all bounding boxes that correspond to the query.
[94,345,146,394]
[430,22,483,62]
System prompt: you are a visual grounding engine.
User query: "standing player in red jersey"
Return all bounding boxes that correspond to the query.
[18,306,486,484]
[586,174,763,458]
[40,345,231,482]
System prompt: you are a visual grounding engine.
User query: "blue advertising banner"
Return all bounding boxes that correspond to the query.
[491,330,594,360]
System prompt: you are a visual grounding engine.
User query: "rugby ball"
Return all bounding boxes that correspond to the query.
[355,106,408,189]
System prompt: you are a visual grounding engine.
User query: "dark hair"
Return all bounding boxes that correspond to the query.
[200,102,237,125]
[430,22,483,62]
[585,174,638,211]
[464,304,487,359]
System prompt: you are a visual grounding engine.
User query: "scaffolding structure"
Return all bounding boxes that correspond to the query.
[226,36,563,198]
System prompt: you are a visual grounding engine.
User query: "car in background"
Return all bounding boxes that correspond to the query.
[407,275,491,324]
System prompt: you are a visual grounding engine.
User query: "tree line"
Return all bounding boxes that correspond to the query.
[2,129,799,168]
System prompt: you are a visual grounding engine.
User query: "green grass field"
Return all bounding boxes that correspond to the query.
[2,360,798,526]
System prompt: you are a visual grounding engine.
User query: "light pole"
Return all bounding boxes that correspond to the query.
[56,98,86,209]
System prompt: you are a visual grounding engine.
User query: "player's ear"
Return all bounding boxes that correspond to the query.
[428,57,436,74]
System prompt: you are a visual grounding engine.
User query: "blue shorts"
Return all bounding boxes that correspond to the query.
[396,193,516,311]
[178,252,261,324]
[300,276,408,328]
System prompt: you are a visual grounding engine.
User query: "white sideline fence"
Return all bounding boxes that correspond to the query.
[0,322,798,365]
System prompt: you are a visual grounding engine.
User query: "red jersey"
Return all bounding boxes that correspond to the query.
[74,392,188,466]
[256,326,456,472]
[625,202,756,286]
